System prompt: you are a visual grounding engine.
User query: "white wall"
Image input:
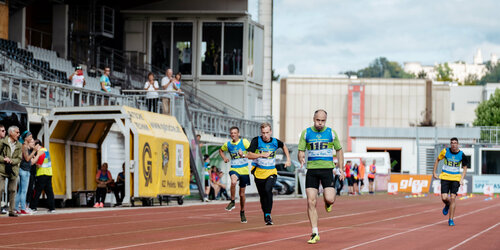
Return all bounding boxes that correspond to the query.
[450,86,482,126]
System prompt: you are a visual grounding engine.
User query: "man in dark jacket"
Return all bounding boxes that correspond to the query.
[0,126,22,217]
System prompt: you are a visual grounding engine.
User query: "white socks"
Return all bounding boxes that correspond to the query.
[312,227,318,234]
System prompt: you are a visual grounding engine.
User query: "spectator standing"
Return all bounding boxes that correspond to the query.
[345,161,353,195]
[160,68,174,114]
[30,140,56,213]
[0,124,7,215]
[14,131,37,214]
[203,155,210,201]
[358,160,365,194]
[352,163,359,195]
[209,166,220,200]
[0,126,22,217]
[95,163,112,208]
[173,72,182,95]
[100,67,112,93]
[333,167,345,196]
[144,72,159,112]
[69,66,86,106]
[368,160,376,194]
[113,163,125,206]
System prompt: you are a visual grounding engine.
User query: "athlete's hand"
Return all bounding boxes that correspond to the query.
[300,158,306,168]
[433,173,438,179]
[284,160,291,168]
[260,152,271,158]
[223,158,230,163]
[238,149,244,157]
[460,179,464,185]
[339,172,345,181]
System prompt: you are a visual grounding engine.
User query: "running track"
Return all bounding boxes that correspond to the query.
[0,194,498,249]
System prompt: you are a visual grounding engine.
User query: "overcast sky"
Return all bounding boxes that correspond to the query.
[273,0,500,76]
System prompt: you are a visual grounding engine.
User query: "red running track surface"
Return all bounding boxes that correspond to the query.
[0,194,498,250]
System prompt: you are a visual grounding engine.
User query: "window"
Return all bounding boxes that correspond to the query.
[151,22,171,71]
[247,24,254,77]
[223,23,243,75]
[173,22,193,75]
[151,22,193,75]
[201,22,244,76]
[201,22,222,75]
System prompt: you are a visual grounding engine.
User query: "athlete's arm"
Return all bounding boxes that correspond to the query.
[336,148,344,180]
[218,148,230,163]
[433,149,446,179]
[246,137,269,159]
[282,143,291,168]
[298,150,305,168]
[460,154,469,185]
[432,158,440,179]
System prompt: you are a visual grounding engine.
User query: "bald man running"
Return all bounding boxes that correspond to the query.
[298,109,344,244]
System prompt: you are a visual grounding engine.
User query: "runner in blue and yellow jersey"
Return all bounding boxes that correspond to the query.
[246,122,291,225]
[219,126,251,223]
[298,109,344,244]
[432,137,468,226]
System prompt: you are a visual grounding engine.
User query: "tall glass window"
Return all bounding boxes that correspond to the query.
[201,22,222,75]
[151,22,171,71]
[223,23,243,75]
[173,22,193,75]
[247,24,254,77]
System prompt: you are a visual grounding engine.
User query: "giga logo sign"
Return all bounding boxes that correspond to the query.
[143,143,153,187]
[389,174,432,193]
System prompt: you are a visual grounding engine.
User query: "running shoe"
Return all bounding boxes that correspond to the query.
[442,204,449,216]
[20,210,31,215]
[226,201,235,211]
[240,211,247,223]
[265,215,273,225]
[448,219,455,226]
[93,202,100,208]
[8,212,18,217]
[325,203,333,213]
[307,233,320,244]
[48,210,56,213]
[99,202,104,208]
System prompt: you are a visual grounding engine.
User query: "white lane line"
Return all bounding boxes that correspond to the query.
[229,208,437,250]
[448,221,500,250]
[342,204,500,250]
[229,199,495,250]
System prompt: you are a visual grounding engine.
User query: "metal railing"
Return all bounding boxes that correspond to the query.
[479,126,500,144]
[0,72,125,112]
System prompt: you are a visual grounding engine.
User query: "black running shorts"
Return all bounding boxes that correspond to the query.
[306,169,335,189]
[441,179,460,195]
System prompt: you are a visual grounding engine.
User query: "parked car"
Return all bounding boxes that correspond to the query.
[277,175,295,195]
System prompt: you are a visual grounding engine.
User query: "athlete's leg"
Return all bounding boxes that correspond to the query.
[323,187,336,206]
[306,188,319,229]
[230,174,238,200]
[239,186,246,211]
[264,176,277,214]
[255,177,267,214]
[441,193,449,204]
[449,193,457,219]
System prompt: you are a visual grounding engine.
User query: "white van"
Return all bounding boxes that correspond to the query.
[341,152,391,175]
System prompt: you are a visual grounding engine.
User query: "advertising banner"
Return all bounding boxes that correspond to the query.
[472,175,500,193]
[389,174,432,193]
[124,106,190,197]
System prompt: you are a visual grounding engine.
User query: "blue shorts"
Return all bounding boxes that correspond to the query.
[229,171,251,187]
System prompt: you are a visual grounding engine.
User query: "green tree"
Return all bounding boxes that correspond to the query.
[417,70,427,79]
[272,69,280,81]
[435,63,454,82]
[479,62,500,85]
[463,74,479,85]
[356,57,414,78]
[473,89,500,126]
